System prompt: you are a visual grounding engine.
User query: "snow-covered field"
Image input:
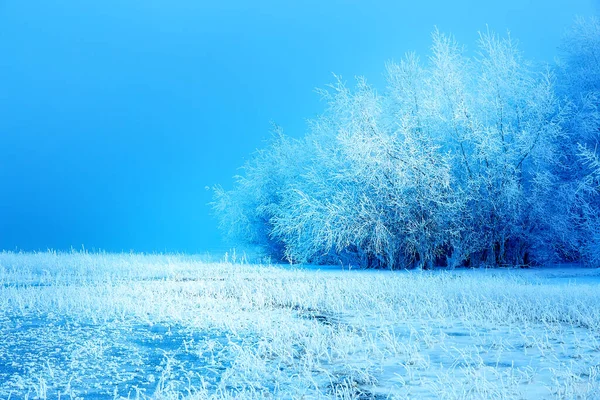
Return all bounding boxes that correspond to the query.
[0,252,599,399]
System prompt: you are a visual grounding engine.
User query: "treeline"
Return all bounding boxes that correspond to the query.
[213,19,600,269]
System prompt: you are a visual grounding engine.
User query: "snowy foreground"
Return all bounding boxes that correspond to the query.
[0,252,599,399]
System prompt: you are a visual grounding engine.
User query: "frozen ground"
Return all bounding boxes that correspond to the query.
[0,252,599,399]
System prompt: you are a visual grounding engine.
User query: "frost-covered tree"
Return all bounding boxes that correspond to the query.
[388,29,563,266]
[555,17,600,265]
[211,126,304,260]
[470,29,563,265]
[271,77,413,267]
[213,25,595,269]
[270,76,454,269]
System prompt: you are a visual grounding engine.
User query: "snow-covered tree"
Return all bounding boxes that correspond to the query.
[211,126,304,260]
[213,24,596,269]
[556,17,600,265]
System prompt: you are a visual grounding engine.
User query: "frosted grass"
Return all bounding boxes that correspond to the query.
[0,251,599,399]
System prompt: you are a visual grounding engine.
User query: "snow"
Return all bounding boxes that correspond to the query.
[0,252,599,399]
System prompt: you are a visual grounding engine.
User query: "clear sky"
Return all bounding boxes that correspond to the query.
[0,0,597,253]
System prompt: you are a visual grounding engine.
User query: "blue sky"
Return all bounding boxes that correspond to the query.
[0,0,597,253]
